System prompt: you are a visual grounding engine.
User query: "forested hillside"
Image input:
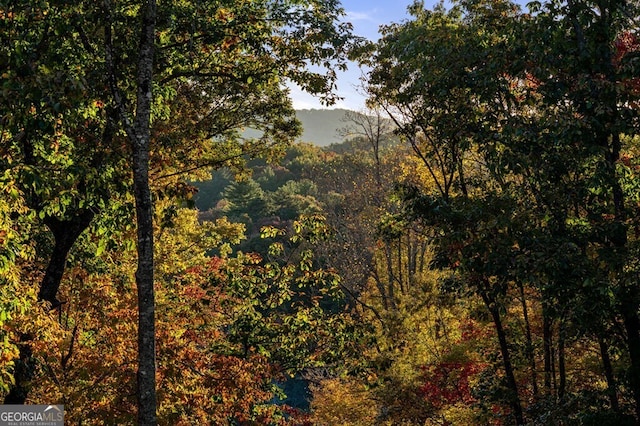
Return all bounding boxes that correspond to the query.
[1,0,640,425]
[295,109,351,146]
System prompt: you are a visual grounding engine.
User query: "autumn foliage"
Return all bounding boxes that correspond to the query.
[2,0,640,424]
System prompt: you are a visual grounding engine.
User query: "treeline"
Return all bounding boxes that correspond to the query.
[315,0,640,423]
[1,0,640,425]
[199,0,640,423]
[0,0,354,423]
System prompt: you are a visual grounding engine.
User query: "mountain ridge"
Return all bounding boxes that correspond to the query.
[295,108,353,146]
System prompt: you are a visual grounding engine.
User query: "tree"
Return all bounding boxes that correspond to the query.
[359,0,640,422]
[339,108,396,192]
[2,0,354,421]
[0,0,131,401]
[515,0,640,417]
[359,1,529,422]
[222,178,271,227]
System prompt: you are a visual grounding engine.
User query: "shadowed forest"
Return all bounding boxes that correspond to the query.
[1,0,640,424]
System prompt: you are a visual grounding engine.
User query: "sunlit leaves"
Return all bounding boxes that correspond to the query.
[357,0,640,422]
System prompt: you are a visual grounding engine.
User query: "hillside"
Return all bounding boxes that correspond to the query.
[295,108,351,146]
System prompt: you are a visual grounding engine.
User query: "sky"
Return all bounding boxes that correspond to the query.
[290,0,428,111]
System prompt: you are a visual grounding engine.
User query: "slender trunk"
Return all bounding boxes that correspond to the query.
[551,331,557,393]
[481,289,524,425]
[557,320,566,402]
[598,336,619,412]
[621,301,640,421]
[384,244,396,310]
[543,313,554,394]
[371,268,389,311]
[518,282,538,397]
[418,240,428,274]
[397,238,404,294]
[491,306,524,425]
[458,154,468,197]
[407,232,415,290]
[3,334,33,404]
[127,0,158,423]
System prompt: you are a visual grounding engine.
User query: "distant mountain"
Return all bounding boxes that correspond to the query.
[295,109,352,146]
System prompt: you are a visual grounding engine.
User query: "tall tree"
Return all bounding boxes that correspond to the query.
[360,0,640,422]
[103,1,158,421]
[2,0,353,420]
[103,0,353,421]
[359,1,528,422]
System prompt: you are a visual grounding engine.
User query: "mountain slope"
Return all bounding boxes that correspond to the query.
[295,109,351,146]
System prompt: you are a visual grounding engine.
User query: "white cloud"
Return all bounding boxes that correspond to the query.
[288,65,369,112]
[289,84,365,111]
[345,10,379,23]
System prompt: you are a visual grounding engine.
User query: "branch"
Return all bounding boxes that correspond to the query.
[159,67,273,85]
[338,281,384,326]
[159,69,236,85]
[74,23,96,55]
[153,158,229,180]
[102,0,136,142]
[61,324,78,370]
[566,0,587,59]
[153,139,279,180]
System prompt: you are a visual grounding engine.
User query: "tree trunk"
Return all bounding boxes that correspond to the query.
[557,320,566,402]
[397,238,404,294]
[100,0,159,420]
[518,282,538,397]
[39,212,95,306]
[598,336,619,413]
[3,334,34,404]
[124,0,158,423]
[371,268,389,311]
[383,244,396,310]
[481,289,524,425]
[621,301,640,421]
[5,211,94,404]
[407,231,415,290]
[132,123,157,426]
[543,313,553,394]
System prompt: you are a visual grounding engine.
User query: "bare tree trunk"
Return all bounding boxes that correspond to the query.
[489,304,524,425]
[518,282,538,397]
[105,0,158,421]
[3,335,33,404]
[557,320,566,402]
[598,336,619,412]
[480,287,524,425]
[397,238,404,294]
[407,232,414,291]
[384,244,396,310]
[371,268,389,311]
[543,313,554,394]
[130,1,158,423]
[621,302,640,421]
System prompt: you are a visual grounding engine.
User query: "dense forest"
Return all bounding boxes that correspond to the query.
[1,0,640,424]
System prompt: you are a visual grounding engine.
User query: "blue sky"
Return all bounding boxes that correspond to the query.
[290,0,429,110]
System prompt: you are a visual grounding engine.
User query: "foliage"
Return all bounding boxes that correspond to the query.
[310,377,379,425]
[1,0,356,418]
[4,0,640,423]
[353,0,640,423]
[14,205,354,424]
